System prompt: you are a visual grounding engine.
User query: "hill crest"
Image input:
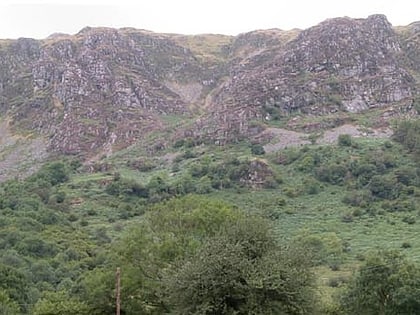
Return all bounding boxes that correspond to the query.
[0,14,419,177]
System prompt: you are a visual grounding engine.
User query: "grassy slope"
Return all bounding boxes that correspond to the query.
[5,130,414,309]
[66,135,420,259]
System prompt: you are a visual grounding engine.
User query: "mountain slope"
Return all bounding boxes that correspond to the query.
[0,15,419,170]
[195,15,418,143]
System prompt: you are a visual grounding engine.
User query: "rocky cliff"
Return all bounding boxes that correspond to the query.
[0,14,419,162]
[197,14,418,142]
[0,27,219,155]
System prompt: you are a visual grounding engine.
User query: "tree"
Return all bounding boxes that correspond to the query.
[368,174,400,200]
[111,196,243,314]
[293,230,344,266]
[29,161,70,186]
[0,264,30,313]
[32,291,90,315]
[393,119,420,160]
[0,289,20,315]
[76,269,115,315]
[163,216,315,315]
[340,251,420,315]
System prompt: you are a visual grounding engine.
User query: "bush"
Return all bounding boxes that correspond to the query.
[274,148,302,165]
[303,177,321,195]
[341,213,354,223]
[395,167,419,186]
[182,149,196,159]
[338,134,352,147]
[293,231,344,266]
[297,155,316,172]
[328,276,348,288]
[0,289,20,315]
[393,119,420,157]
[250,144,265,155]
[352,208,363,217]
[284,186,301,198]
[195,176,213,194]
[350,161,377,186]
[127,158,156,172]
[382,199,416,212]
[342,190,372,207]
[401,242,412,249]
[402,215,416,225]
[369,175,400,200]
[316,164,348,185]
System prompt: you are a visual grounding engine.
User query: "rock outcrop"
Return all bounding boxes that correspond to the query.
[199,15,417,142]
[0,15,419,157]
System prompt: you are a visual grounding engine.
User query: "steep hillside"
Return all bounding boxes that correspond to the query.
[1,14,420,314]
[0,14,419,173]
[196,15,419,142]
[1,29,208,155]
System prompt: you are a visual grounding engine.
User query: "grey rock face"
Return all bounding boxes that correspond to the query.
[0,15,419,155]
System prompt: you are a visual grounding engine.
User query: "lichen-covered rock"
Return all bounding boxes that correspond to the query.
[214,15,414,114]
[239,159,276,189]
[0,28,214,155]
[0,15,419,157]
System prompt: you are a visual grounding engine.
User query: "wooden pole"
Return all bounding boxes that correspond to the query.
[116,267,121,315]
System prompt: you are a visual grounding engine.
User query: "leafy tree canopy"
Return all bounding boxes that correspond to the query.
[341,250,420,315]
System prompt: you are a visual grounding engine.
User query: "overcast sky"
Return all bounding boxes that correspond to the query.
[0,0,419,39]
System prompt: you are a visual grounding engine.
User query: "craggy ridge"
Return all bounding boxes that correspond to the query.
[0,15,419,174]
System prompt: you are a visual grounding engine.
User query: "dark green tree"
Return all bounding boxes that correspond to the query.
[0,289,20,315]
[32,291,90,315]
[105,196,243,314]
[76,268,115,315]
[163,216,315,315]
[0,264,30,313]
[393,119,420,160]
[340,251,420,315]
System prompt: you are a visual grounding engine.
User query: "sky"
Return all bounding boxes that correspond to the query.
[0,0,419,39]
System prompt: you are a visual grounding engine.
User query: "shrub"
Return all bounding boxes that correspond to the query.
[395,167,418,186]
[393,119,420,156]
[402,216,416,225]
[369,175,400,200]
[183,149,196,159]
[250,144,265,155]
[297,155,316,172]
[67,214,78,222]
[401,242,412,249]
[341,213,354,223]
[328,276,348,288]
[127,158,156,172]
[195,176,213,194]
[338,134,352,147]
[316,164,348,185]
[284,187,301,198]
[274,148,302,165]
[352,208,363,217]
[342,190,372,207]
[303,177,321,195]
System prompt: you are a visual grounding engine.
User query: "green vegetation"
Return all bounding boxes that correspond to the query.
[341,251,420,315]
[172,34,233,64]
[163,216,315,315]
[1,120,420,314]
